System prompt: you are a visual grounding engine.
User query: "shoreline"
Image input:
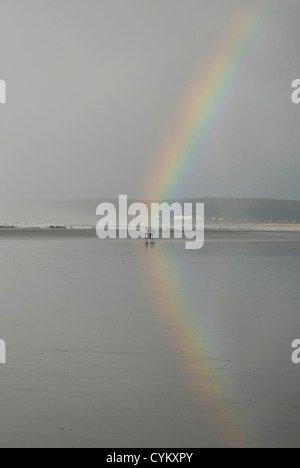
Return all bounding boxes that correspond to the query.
[0,228,298,242]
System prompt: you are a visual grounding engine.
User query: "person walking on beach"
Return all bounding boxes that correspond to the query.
[145,226,153,239]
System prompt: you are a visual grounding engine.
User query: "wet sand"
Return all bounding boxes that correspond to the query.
[0,230,299,447]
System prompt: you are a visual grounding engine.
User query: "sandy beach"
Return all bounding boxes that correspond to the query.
[0,230,298,447]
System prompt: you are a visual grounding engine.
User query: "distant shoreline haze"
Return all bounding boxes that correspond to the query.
[0,199,299,228]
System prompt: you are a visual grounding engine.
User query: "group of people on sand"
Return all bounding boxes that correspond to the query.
[145,226,154,239]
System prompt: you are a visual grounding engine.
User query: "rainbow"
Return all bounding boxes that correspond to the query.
[144,9,266,201]
[141,9,269,445]
[143,244,245,446]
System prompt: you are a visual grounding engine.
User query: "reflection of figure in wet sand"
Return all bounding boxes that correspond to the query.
[145,241,155,248]
[145,227,155,247]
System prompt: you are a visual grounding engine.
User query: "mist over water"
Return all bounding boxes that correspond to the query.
[0,199,299,228]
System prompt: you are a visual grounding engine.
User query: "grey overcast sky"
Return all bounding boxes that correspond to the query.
[1,0,300,200]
